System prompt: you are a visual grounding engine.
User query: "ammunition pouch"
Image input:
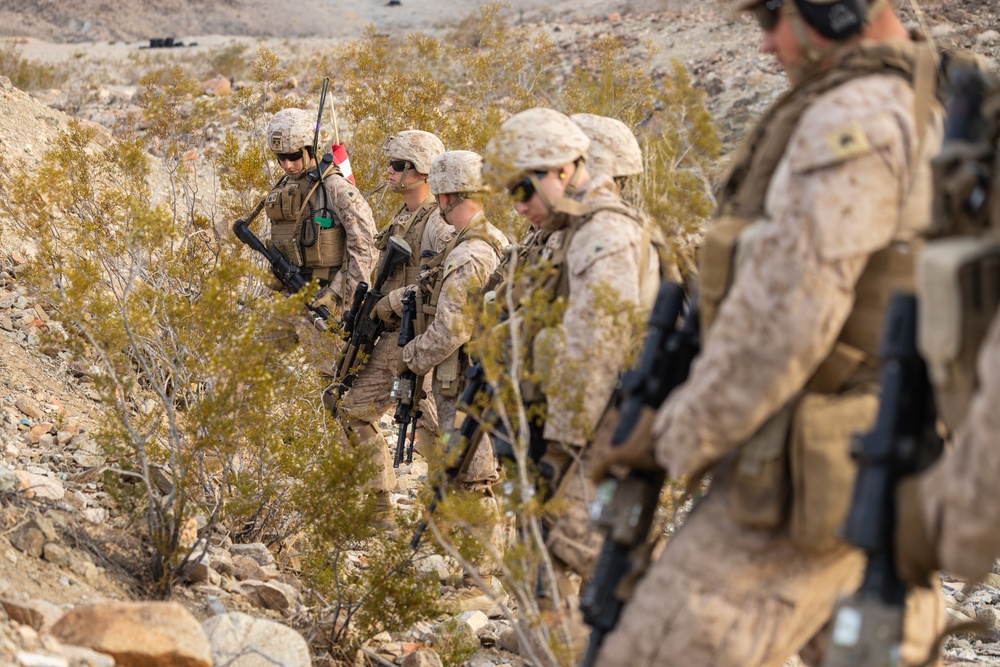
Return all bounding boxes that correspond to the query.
[435,348,464,399]
[729,387,878,552]
[303,222,346,276]
[729,399,795,531]
[788,387,878,551]
[270,221,304,267]
[917,236,1000,430]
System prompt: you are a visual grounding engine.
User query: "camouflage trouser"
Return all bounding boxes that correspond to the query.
[435,380,499,486]
[594,471,944,667]
[338,333,438,493]
[435,380,513,574]
[542,441,604,583]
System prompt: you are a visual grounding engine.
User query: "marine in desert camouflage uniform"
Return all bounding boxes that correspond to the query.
[336,130,450,516]
[593,1,946,666]
[262,108,377,317]
[483,107,661,654]
[397,150,510,565]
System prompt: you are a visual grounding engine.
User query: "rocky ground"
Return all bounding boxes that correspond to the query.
[4,1,1000,666]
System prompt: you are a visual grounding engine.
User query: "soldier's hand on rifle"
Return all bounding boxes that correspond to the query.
[589,407,664,482]
[396,352,412,377]
[374,295,396,323]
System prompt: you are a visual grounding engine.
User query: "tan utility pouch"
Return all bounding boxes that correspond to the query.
[699,214,753,332]
[270,221,304,267]
[789,388,878,551]
[729,400,796,530]
[304,223,347,270]
[917,236,1000,431]
[436,349,463,399]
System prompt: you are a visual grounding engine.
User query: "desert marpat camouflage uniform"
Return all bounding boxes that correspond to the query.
[402,210,507,485]
[538,173,660,578]
[597,46,945,667]
[336,198,453,493]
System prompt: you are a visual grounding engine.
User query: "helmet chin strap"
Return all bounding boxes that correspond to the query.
[439,193,466,219]
[390,165,428,192]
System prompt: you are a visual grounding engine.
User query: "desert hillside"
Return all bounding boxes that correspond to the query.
[2,2,1000,667]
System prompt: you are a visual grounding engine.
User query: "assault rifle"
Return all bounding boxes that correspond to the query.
[392,290,424,467]
[410,361,502,550]
[325,236,412,415]
[232,191,332,329]
[821,293,943,667]
[580,281,700,667]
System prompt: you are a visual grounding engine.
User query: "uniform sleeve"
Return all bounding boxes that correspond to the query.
[654,79,919,478]
[402,242,496,376]
[326,176,377,303]
[916,311,1000,580]
[543,213,646,446]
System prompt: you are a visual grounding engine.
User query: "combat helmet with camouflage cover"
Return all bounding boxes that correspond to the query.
[429,150,487,197]
[736,0,886,42]
[483,108,590,185]
[570,113,643,182]
[266,108,314,155]
[383,130,446,174]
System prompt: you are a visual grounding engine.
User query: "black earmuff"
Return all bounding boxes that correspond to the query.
[794,0,867,40]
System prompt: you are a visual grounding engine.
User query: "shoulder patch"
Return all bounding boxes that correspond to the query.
[824,122,872,162]
[443,260,460,280]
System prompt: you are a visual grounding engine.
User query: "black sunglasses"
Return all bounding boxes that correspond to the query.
[275,149,303,163]
[508,171,549,204]
[752,0,782,32]
[389,159,413,173]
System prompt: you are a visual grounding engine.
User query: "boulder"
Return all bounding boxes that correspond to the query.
[202,612,310,667]
[50,601,212,667]
[9,525,45,558]
[14,471,65,501]
[232,555,266,581]
[14,398,42,420]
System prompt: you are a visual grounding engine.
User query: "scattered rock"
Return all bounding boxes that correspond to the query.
[50,601,212,667]
[239,579,300,612]
[14,471,65,501]
[401,648,443,667]
[232,555,265,582]
[202,612,310,667]
[230,543,274,566]
[457,610,490,634]
[0,465,18,493]
[14,398,42,420]
[14,652,68,667]
[199,76,231,97]
[9,525,45,558]
[1,597,63,631]
[42,543,72,568]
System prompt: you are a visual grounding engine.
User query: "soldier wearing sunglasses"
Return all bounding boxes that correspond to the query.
[481,108,662,659]
[335,130,452,526]
[590,1,946,666]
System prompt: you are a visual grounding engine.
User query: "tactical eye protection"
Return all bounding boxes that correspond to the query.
[508,171,549,204]
[752,0,782,32]
[389,159,413,173]
[275,149,303,163]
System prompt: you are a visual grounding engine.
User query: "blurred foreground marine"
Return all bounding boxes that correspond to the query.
[592,1,947,665]
[262,107,377,315]
[334,130,450,521]
[894,68,1000,587]
[483,107,661,654]
[398,150,510,567]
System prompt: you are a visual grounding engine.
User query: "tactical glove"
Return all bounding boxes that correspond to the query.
[374,295,396,323]
[588,406,664,482]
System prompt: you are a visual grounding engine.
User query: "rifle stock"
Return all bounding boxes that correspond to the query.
[580,282,700,667]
